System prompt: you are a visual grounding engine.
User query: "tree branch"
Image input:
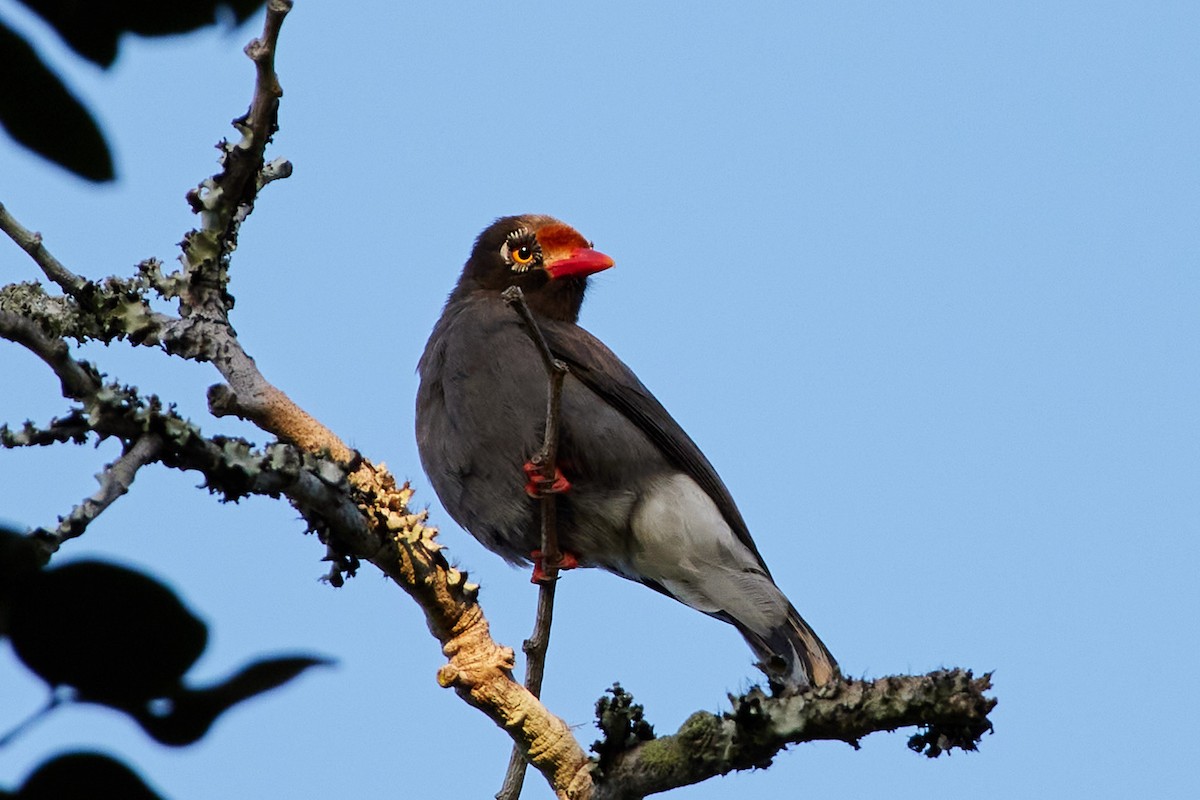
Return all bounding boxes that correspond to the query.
[0,309,102,399]
[33,434,164,546]
[0,208,174,347]
[501,285,571,577]
[591,670,996,800]
[0,5,1000,799]
[177,0,292,319]
[140,0,350,466]
[0,201,88,296]
[496,286,573,799]
[0,409,90,448]
[3,6,592,793]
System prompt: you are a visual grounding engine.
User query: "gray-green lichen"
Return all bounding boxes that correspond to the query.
[590,671,995,800]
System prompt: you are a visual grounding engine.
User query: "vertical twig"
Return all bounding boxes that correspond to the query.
[496,286,570,800]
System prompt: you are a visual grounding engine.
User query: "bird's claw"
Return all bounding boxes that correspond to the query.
[530,549,580,584]
[523,460,571,497]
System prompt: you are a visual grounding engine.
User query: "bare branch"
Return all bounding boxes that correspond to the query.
[497,285,572,799]
[501,285,571,577]
[206,378,359,464]
[176,23,591,782]
[496,577,563,799]
[347,469,590,800]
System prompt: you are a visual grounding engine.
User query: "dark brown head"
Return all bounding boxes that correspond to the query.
[452,215,615,322]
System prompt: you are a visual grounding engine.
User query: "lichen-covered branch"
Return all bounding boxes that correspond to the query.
[33,434,165,546]
[0,309,103,400]
[176,0,292,320]
[0,215,173,347]
[0,201,88,297]
[0,3,998,799]
[0,307,371,560]
[1,5,591,792]
[147,0,353,466]
[589,670,996,800]
[0,409,90,448]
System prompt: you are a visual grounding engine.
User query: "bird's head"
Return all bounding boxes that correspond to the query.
[453,215,614,321]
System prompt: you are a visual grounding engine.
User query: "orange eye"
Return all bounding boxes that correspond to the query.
[512,244,535,265]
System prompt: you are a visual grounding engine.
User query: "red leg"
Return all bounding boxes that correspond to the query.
[530,549,580,584]
[523,460,571,498]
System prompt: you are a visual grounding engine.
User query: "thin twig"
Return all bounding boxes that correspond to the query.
[500,285,571,575]
[0,201,88,296]
[0,310,100,399]
[0,410,90,448]
[33,434,164,547]
[0,692,66,748]
[496,285,571,800]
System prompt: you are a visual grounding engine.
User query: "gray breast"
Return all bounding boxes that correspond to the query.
[416,296,672,568]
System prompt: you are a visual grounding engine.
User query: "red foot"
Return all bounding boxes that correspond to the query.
[530,549,580,584]
[523,460,571,498]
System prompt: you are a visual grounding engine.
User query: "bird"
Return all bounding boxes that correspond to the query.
[415,214,838,690]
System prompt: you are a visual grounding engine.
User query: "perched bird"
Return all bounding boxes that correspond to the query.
[416,215,838,690]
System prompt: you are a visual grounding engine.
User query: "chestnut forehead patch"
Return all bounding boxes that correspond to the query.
[535,223,589,256]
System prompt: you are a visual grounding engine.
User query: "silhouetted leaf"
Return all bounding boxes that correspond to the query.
[16,0,268,68]
[7,561,207,702]
[0,21,113,182]
[14,752,165,800]
[123,655,334,746]
[0,526,42,645]
[3,551,333,746]
[0,528,45,634]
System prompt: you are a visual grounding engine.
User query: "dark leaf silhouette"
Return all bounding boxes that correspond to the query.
[11,751,164,800]
[7,560,207,702]
[15,0,268,67]
[0,21,113,182]
[121,656,334,746]
[2,0,267,179]
[2,539,332,747]
[0,527,44,614]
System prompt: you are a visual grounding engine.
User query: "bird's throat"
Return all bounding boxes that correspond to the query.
[518,275,588,322]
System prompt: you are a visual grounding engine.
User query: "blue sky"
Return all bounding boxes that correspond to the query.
[2,1,1197,798]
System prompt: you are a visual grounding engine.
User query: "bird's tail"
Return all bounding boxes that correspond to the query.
[744,603,839,692]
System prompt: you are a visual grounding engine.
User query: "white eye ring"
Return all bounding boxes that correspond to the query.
[501,230,537,271]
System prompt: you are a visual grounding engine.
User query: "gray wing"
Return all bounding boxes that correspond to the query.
[540,319,772,575]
